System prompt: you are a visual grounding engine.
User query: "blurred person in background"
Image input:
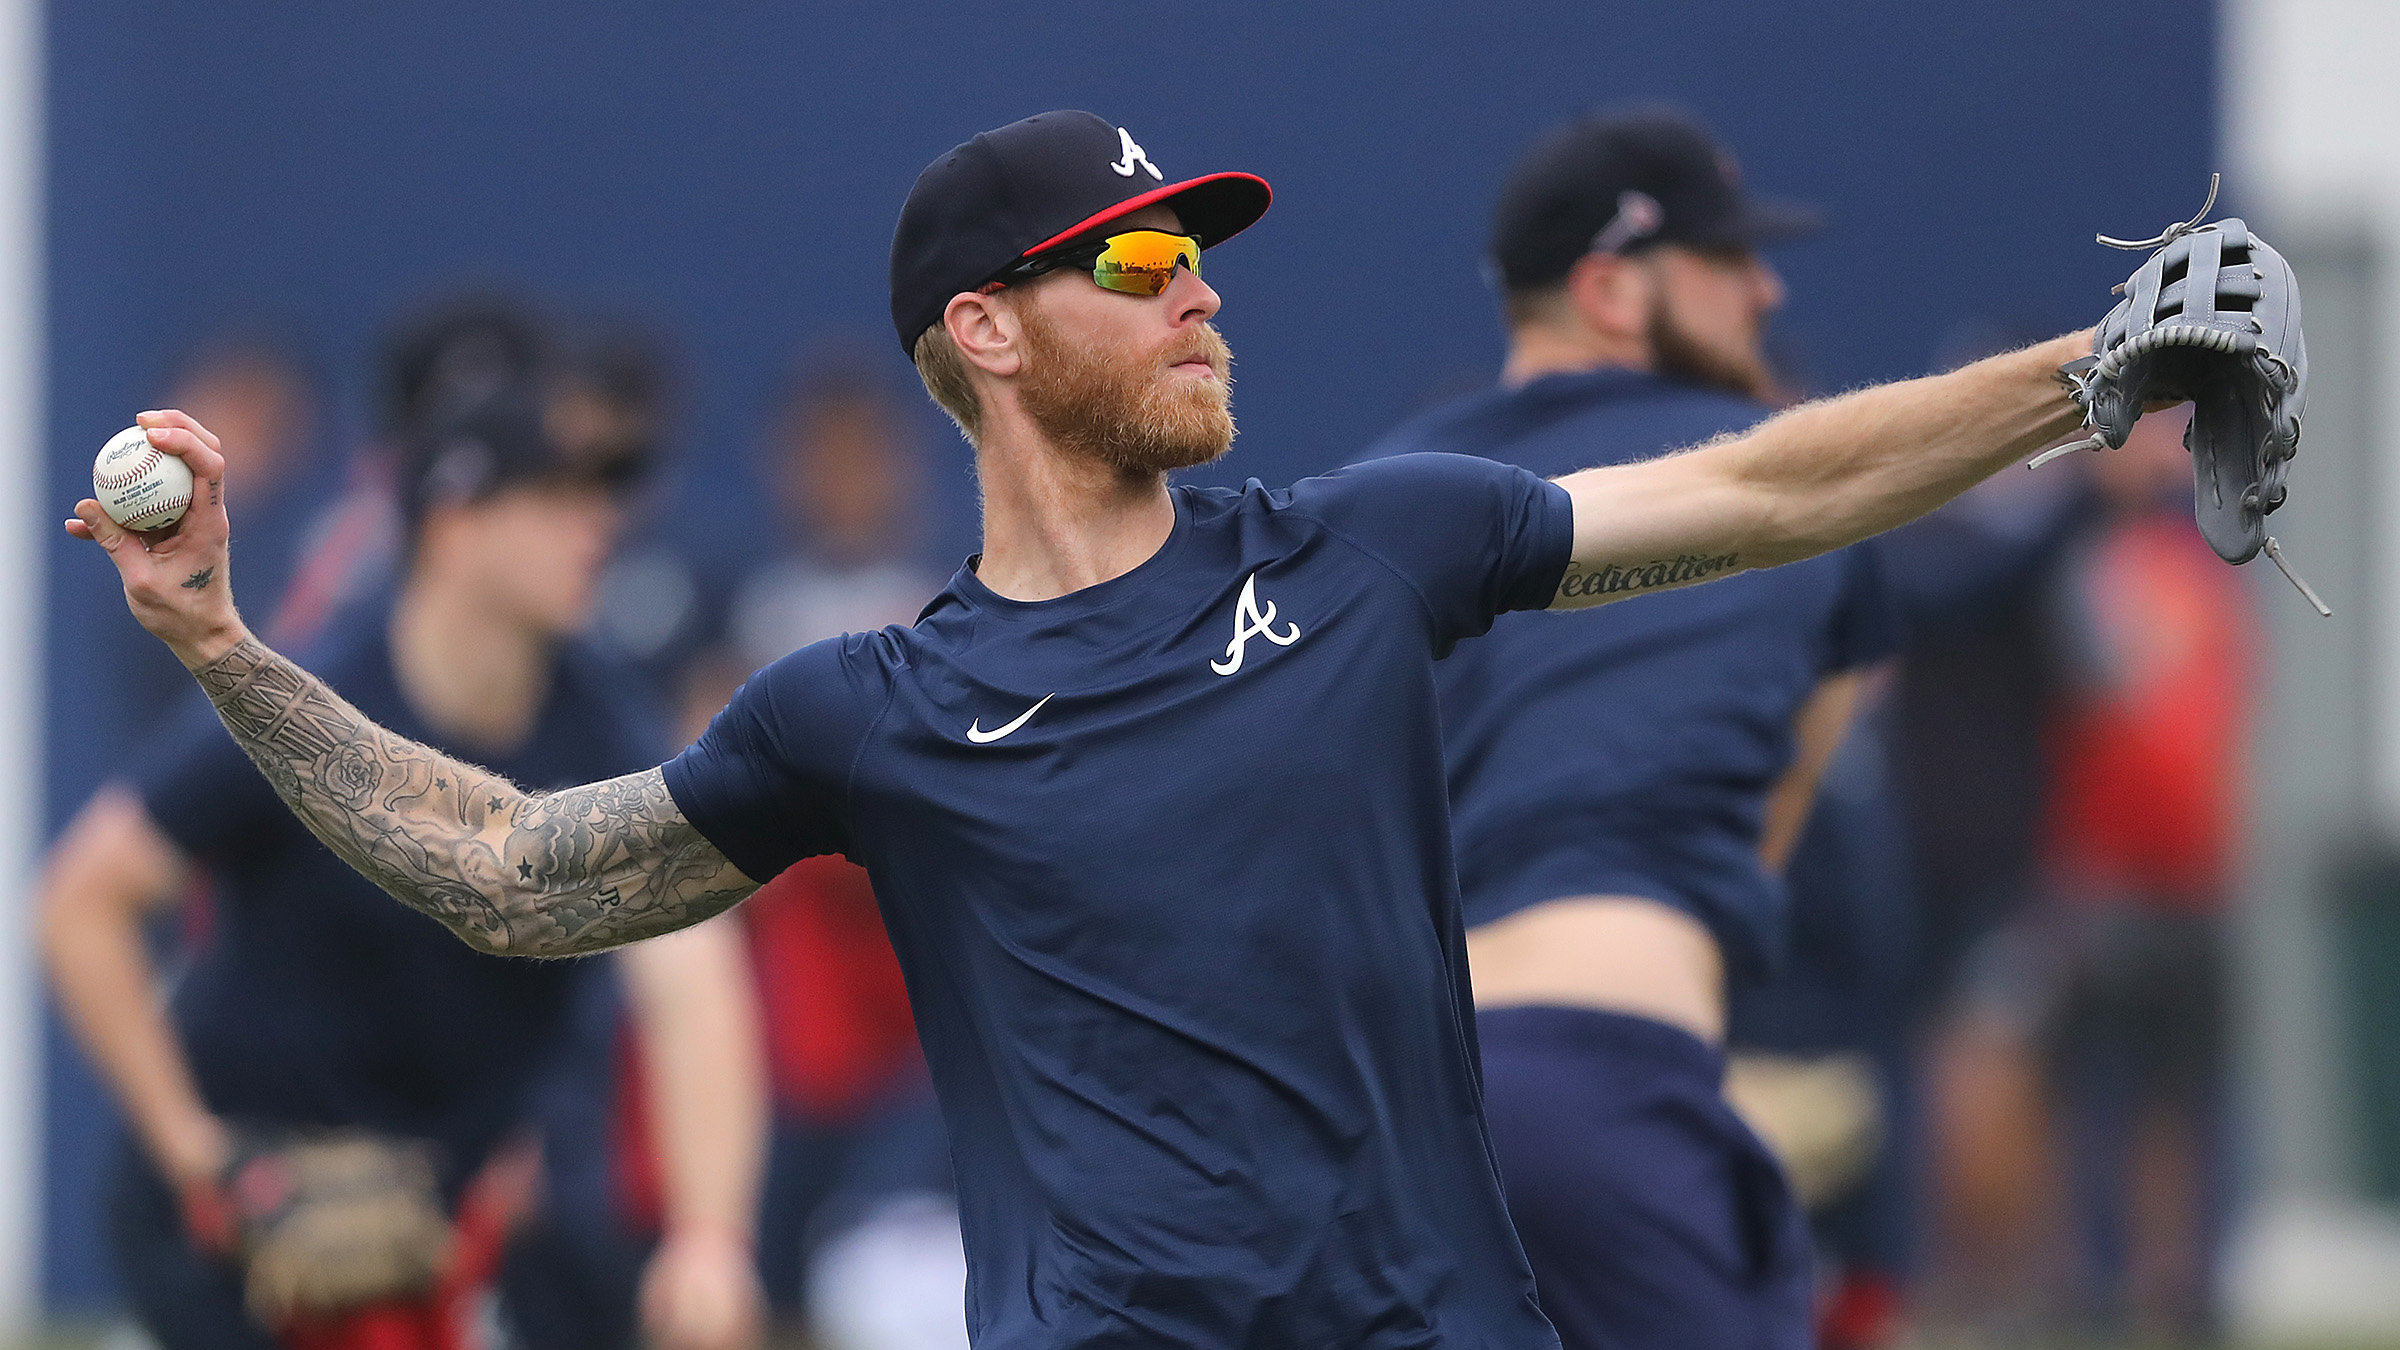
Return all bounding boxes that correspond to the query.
[2031,402,2246,1341]
[1357,109,1893,1350]
[1873,327,2102,1339]
[40,380,767,1350]
[111,331,324,730]
[677,348,958,1347]
[270,298,669,649]
[1724,701,1916,1350]
[722,350,941,671]
[1725,429,2098,1349]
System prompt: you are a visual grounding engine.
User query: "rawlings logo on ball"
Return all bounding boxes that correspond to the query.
[93,425,195,532]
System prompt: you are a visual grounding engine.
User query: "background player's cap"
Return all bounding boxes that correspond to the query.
[888,110,1273,352]
[397,382,651,536]
[1489,108,1822,291]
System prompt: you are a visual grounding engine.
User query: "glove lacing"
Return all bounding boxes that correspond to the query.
[2095,173,2220,252]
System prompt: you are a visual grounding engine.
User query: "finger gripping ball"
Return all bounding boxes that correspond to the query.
[93,425,194,532]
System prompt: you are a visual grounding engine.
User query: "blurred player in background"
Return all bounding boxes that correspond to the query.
[2032,403,2247,1339]
[1729,450,2104,1350]
[676,349,958,1344]
[1722,700,1915,1350]
[271,299,669,651]
[1360,110,1893,1350]
[719,350,943,677]
[41,376,767,1349]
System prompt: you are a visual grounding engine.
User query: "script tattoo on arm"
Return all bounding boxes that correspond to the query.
[193,638,759,958]
[1553,551,1740,606]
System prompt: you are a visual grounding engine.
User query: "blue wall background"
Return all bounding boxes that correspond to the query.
[39,0,2216,1306]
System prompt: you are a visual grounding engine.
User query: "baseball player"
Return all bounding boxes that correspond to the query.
[1356,110,1886,1348]
[45,383,767,1349]
[70,111,2253,1347]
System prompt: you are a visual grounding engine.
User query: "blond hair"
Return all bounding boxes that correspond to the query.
[911,322,983,441]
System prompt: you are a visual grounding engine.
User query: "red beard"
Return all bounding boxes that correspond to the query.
[1016,302,1237,475]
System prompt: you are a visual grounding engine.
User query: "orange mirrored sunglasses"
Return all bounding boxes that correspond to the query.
[991,229,1203,297]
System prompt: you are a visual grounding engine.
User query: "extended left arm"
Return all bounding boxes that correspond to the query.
[1549,334,2089,609]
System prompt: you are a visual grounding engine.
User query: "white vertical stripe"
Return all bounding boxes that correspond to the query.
[0,0,38,1329]
[2229,0,2400,826]
[2223,0,2400,1340]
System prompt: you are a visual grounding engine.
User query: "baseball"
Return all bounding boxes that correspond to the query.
[92,425,195,532]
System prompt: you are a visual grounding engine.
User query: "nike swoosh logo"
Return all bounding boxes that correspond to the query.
[966,693,1055,744]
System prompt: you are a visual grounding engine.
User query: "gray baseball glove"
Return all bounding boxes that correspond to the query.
[2042,176,2324,613]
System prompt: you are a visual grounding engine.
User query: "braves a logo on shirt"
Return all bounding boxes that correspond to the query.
[1211,573,1301,676]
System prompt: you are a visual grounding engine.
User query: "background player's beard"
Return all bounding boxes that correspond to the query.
[1647,296,1777,404]
[1016,303,1237,475]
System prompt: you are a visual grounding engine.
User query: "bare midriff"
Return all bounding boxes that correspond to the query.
[1465,895,1725,1044]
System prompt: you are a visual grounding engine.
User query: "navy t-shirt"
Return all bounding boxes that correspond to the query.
[1362,369,1897,981]
[667,454,1572,1349]
[135,597,667,1191]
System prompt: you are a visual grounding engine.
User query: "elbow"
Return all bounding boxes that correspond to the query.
[416,877,545,959]
[34,872,80,974]
[453,879,592,961]
[37,851,136,976]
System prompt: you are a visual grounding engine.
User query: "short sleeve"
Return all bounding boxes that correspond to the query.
[1294,453,1575,654]
[1823,539,1901,673]
[661,633,892,884]
[134,692,291,866]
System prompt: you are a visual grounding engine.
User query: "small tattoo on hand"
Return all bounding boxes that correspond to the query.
[180,566,215,590]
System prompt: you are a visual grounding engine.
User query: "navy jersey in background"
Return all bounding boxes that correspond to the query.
[134,596,670,1192]
[1361,369,1896,981]
[667,453,1573,1350]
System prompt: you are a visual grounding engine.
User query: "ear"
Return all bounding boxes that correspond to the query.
[1560,252,1651,344]
[944,291,1024,379]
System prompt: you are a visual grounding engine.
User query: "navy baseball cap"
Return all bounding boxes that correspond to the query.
[397,382,649,537]
[1490,109,1820,291]
[889,111,1273,352]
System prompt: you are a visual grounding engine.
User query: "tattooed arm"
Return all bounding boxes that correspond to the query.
[67,410,759,958]
[1546,334,2090,610]
[195,641,757,955]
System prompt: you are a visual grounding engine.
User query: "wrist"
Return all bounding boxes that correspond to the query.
[174,619,253,674]
[152,1107,231,1185]
[658,1218,754,1255]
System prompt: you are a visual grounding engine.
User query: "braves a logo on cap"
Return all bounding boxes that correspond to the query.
[1110,127,1163,181]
